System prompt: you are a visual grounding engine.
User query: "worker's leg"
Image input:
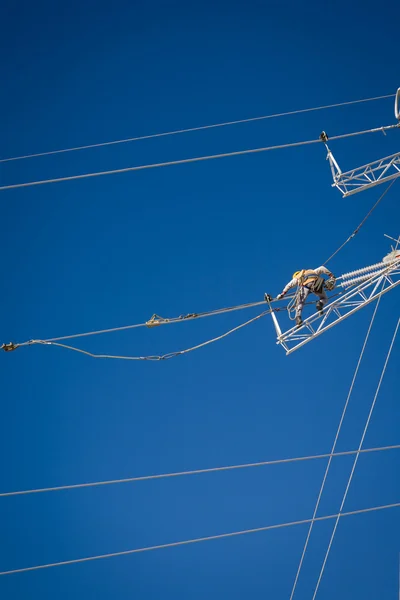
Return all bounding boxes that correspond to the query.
[296,287,310,317]
[315,289,328,312]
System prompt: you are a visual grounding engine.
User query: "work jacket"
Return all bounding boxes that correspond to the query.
[282,266,331,295]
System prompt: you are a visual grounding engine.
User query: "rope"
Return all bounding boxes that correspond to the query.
[289,293,382,600]
[311,316,400,600]
[287,289,300,321]
[1,502,399,576]
[28,310,270,362]
[0,93,394,163]
[1,444,398,499]
[1,124,398,192]
[324,179,397,265]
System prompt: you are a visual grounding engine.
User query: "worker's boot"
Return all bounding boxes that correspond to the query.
[296,316,303,328]
[316,301,324,314]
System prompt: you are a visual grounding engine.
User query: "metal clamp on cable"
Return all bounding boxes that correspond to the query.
[320,131,329,143]
[2,342,18,352]
[146,314,167,328]
[181,313,198,320]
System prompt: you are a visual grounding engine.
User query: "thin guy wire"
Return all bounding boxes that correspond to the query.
[1,123,398,192]
[30,310,270,361]
[289,294,382,600]
[1,444,399,499]
[312,316,400,600]
[324,179,397,265]
[0,93,394,163]
[1,502,399,576]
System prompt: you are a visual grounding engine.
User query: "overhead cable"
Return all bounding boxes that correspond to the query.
[1,443,398,499]
[312,316,400,600]
[0,93,394,163]
[1,123,398,192]
[2,293,337,358]
[11,298,271,349]
[289,294,382,600]
[17,300,266,347]
[1,501,399,576]
[22,310,270,362]
[324,179,397,265]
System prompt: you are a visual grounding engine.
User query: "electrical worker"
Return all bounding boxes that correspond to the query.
[271,266,336,328]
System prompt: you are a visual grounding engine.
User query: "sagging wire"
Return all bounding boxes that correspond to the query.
[1,292,343,360]
[27,310,272,362]
[10,298,274,350]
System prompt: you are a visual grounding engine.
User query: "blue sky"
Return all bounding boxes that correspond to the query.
[1,1,399,598]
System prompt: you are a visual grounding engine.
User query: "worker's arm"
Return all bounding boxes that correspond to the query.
[315,265,335,278]
[277,278,297,299]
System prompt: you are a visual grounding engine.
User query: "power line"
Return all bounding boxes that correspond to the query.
[30,310,270,362]
[0,93,394,164]
[2,291,343,356]
[5,189,393,355]
[289,295,382,600]
[1,443,398,499]
[5,292,344,361]
[1,501,399,576]
[11,298,272,349]
[1,123,398,192]
[324,179,397,265]
[312,316,400,600]
[6,291,332,352]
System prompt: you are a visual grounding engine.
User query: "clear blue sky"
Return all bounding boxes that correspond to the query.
[1,1,399,598]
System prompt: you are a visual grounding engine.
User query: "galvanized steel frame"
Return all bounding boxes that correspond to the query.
[272,259,400,355]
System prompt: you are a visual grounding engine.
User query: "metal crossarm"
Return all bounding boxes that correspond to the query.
[321,86,400,197]
[271,258,400,355]
[328,150,400,198]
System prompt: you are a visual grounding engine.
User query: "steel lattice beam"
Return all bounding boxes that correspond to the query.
[322,88,400,197]
[271,259,400,355]
[328,150,400,198]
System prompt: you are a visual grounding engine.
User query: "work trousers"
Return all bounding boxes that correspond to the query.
[296,286,327,318]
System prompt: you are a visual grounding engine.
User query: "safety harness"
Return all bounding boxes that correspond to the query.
[298,271,335,293]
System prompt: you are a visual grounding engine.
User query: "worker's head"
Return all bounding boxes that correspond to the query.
[293,270,304,280]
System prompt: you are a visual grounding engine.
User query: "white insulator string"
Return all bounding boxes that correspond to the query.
[340,269,389,288]
[340,261,391,280]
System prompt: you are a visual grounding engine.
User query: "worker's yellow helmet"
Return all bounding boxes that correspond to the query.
[293,270,303,279]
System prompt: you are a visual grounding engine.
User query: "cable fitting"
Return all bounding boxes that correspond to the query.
[320,131,329,142]
[146,314,167,328]
[1,342,18,352]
